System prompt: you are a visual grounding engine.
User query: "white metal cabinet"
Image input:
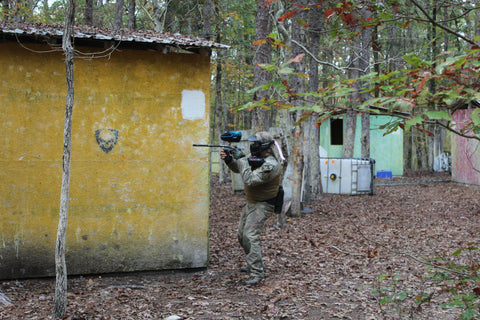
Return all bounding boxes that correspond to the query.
[320,158,375,195]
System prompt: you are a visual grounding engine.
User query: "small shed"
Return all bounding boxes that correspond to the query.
[0,22,227,279]
[451,108,480,186]
[319,114,404,176]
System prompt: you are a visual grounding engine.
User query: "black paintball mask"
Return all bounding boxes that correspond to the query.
[247,133,274,169]
[248,134,273,157]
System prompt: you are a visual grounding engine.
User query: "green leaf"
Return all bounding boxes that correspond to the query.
[271,78,286,91]
[295,18,308,29]
[452,248,463,256]
[460,308,478,320]
[405,114,423,130]
[455,56,467,69]
[469,59,480,68]
[395,291,407,300]
[257,63,277,71]
[436,58,456,74]
[469,109,480,126]
[267,32,278,39]
[404,54,427,67]
[247,83,270,94]
[246,86,260,94]
[425,110,452,121]
[379,12,393,21]
[278,66,294,75]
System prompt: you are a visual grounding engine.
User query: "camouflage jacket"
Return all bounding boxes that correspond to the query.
[227,154,281,202]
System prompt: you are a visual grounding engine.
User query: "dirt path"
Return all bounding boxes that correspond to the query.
[1,173,479,319]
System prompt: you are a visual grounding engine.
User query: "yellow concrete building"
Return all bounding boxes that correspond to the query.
[0,22,226,279]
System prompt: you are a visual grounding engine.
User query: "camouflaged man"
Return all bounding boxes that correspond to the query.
[220,131,282,286]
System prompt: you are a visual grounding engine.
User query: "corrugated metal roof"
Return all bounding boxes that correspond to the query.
[0,21,229,50]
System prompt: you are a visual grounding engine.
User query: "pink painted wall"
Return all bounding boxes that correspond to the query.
[451,109,480,185]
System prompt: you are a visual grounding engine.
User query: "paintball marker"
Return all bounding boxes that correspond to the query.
[193,131,244,159]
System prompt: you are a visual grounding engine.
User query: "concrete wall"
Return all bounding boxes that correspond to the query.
[319,115,403,176]
[0,42,211,279]
[452,109,480,186]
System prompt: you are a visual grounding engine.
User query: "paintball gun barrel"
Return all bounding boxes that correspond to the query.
[193,131,242,151]
[194,131,266,168]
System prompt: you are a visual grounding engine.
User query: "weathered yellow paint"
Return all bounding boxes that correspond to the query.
[0,42,211,279]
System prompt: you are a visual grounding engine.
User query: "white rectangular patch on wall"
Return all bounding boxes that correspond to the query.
[181,90,205,120]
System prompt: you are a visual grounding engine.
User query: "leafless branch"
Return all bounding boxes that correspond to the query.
[436,121,480,142]
[400,6,478,25]
[15,33,60,53]
[14,29,122,60]
[291,39,367,73]
[74,41,122,60]
[138,0,155,23]
[408,0,478,47]
[291,39,403,74]
[324,105,480,142]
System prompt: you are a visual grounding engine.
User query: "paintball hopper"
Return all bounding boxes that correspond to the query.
[221,131,242,143]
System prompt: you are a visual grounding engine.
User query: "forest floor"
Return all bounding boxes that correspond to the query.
[1,172,480,320]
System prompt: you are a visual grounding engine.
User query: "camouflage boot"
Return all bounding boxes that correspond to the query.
[245,274,264,286]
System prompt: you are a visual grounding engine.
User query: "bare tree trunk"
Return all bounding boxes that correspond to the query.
[203,0,215,181]
[203,0,212,40]
[275,12,295,219]
[420,132,428,170]
[344,34,359,159]
[359,6,372,158]
[303,3,324,203]
[127,0,136,29]
[361,113,370,158]
[410,127,416,170]
[291,123,304,217]
[428,124,435,171]
[54,0,75,318]
[26,0,34,19]
[42,0,51,21]
[289,0,307,217]
[85,0,93,25]
[343,36,360,157]
[213,32,229,183]
[274,0,292,141]
[152,0,166,32]
[344,6,371,159]
[342,108,357,158]
[251,0,273,130]
[475,0,480,38]
[387,24,402,71]
[2,0,10,20]
[427,1,438,171]
[114,0,124,29]
[12,0,30,21]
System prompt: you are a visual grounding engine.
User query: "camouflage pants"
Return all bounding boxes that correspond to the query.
[238,201,274,278]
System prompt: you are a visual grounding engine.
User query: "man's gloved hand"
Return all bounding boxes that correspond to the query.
[221,149,232,164]
[231,148,245,160]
